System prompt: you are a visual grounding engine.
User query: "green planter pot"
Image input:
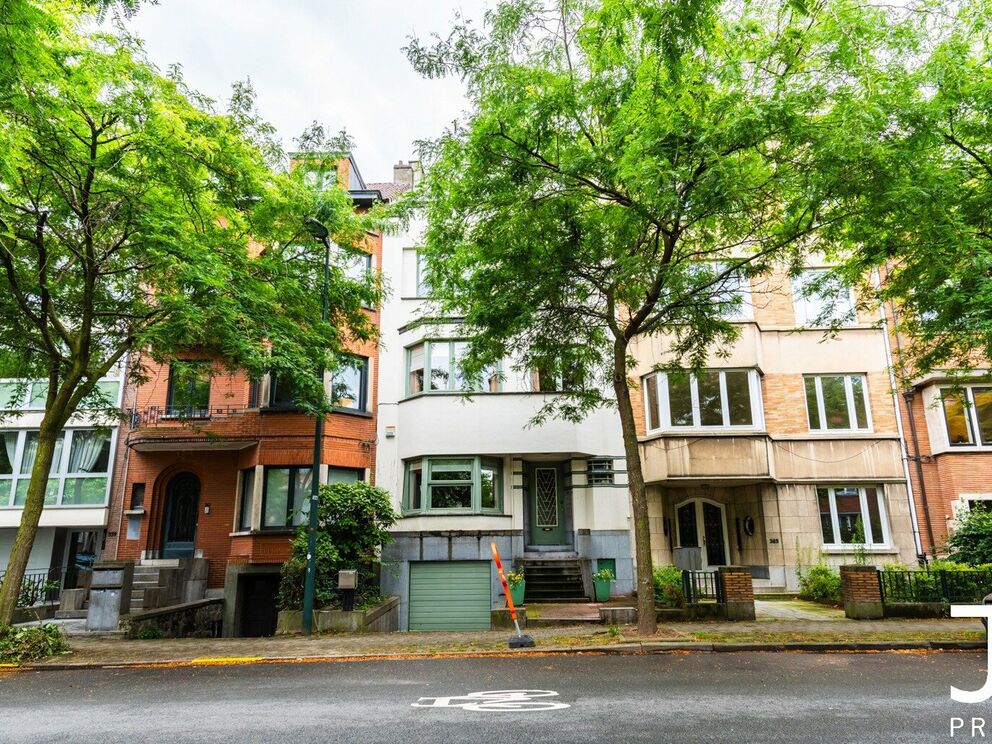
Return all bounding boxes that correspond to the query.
[509,581,526,606]
[593,578,612,602]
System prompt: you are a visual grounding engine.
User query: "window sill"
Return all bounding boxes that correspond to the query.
[331,407,373,418]
[821,545,898,554]
[400,511,509,518]
[641,428,766,439]
[258,528,300,535]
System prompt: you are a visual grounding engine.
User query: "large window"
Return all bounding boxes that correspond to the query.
[262,466,313,529]
[267,374,298,410]
[941,386,992,447]
[792,269,856,327]
[693,262,752,320]
[0,378,121,411]
[0,428,113,507]
[804,374,871,432]
[403,456,503,514]
[415,250,431,297]
[642,369,761,432]
[332,356,369,412]
[818,486,888,546]
[167,361,211,418]
[238,468,255,532]
[406,341,498,395]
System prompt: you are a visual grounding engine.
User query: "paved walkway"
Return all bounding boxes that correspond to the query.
[754,599,845,621]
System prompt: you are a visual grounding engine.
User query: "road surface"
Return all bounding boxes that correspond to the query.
[1,651,987,742]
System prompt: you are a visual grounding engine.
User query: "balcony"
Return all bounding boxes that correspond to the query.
[125,405,261,452]
[640,434,771,483]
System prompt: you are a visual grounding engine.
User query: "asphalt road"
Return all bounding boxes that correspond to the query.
[1,651,989,743]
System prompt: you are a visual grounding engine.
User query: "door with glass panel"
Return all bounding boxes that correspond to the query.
[528,462,567,546]
[675,499,729,568]
[162,472,199,558]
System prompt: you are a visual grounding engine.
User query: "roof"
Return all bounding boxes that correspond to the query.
[367,182,412,203]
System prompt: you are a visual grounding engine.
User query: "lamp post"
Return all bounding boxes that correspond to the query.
[302,218,332,636]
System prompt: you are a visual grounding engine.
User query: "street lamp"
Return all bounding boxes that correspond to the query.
[302,217,332,636]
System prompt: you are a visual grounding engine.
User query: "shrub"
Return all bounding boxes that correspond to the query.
[278,481,397,611]
[652,565,685,608]
[0,624,69,663]
[798,564,841,603]
[947,509,992,566]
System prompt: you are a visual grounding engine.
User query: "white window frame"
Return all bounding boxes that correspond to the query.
[818,485,890,548]
[0,369,124,412]
[804,374,873,433]
[642,369,764,433]
[405,340,501,396]
[712,262,753,321]
[792,269,857,328]
[940,385,992,449]
[0,427,117,509]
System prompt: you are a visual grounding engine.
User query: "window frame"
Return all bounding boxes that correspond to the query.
[165,360,212,419]
[260,465,313,531]
[332,355,370,413]
[0,427,116,509]
[415,250,431,297]
[642,369,763,433]
[402,455,504,515]
[237,468,256,532]
[791,269,857,328]
[941,385,992,449]
[803,374,873,433]
[709,262,753,321]
[405,340,501,397]
[817,485,890,547]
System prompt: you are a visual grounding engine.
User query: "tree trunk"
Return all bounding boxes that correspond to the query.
[0,421,61,626]
[612,338,657,636]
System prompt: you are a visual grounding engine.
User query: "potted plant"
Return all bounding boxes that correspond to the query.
[592,567,615,602]
[506,567,526,606]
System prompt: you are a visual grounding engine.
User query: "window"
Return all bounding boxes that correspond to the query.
[406,341,497,395]
[403,456,503,514]
[415,250,431,296]
[327,467,364,485]
[695,262,752,320]
[262,466,312,529]
[238,469,255,532]
[0,428,113,507]
[332,356,369,412]
[818,486,888,546]
[642,369,761,431]
[342,249,373,283]
[167,361,211,418]
[302,167,337,190]
[792,269,855,327]
[941,386,992,447]
[529,365,582,393]
[587,459,614,485]
[804,375,871,432]
[267,374,298,410]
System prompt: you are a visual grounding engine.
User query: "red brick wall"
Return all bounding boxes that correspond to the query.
[718,566,754,602]
[840,565,882,603]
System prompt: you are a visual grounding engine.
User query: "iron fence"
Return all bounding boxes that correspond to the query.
[682,569,724,603]
[127,405,247,428]
[880,568,992,604]
[0,568,64,607]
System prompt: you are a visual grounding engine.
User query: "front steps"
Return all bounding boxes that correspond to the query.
[518,558,588,602]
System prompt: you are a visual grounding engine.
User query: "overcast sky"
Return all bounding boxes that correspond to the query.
[121,1,490,184]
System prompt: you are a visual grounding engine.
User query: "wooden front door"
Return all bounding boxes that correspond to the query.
[162,472,199,559]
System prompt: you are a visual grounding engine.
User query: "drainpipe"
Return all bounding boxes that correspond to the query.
[874,268,932,558]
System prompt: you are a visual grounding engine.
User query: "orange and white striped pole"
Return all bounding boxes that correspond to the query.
[491,542,534,647]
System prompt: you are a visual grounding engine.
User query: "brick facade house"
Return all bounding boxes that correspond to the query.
[104,155,382,636]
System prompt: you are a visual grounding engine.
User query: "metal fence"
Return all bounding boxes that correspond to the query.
[880,568,992,604]
[127,405,248,428]
[682,569,725,604]
[0,568,64,607]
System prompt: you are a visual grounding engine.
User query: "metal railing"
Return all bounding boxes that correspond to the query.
[0,568,64,607]
[880,568,992,604]
[682,569,724,603]
[127,405,249,428]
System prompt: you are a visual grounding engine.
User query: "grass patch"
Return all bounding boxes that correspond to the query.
[688,629,986,644]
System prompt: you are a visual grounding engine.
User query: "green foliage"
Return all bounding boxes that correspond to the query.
[0,623,69,663]
[947,509,992,567]
[506,568,525,587]
[278,482,398,611]
[133,626,165,640]
[17,579,59,607]
[607,623,621,638]
[592,568,616,582]
[851,518,869,567]
[798,564,841,604]
[652,565,685,608]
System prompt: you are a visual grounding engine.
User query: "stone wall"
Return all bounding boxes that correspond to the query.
[123,598,224,639]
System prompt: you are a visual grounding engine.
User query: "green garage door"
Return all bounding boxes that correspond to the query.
[408,561,492,631]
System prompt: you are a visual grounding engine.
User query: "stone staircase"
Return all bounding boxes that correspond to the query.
[518,558,588,602]
[130,558,207,613]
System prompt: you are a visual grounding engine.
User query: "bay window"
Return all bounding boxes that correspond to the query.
[642,369,761,432]
[804,374,871,432]
[262,466,312,529]
[332,356,369,412]
[0,428,114,507]
[941,386,992,447]
[403,456,503,514]
[818,486,888,546]
[406,341,499,395]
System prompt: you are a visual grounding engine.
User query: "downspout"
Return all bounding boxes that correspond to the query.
[874,268,933,558]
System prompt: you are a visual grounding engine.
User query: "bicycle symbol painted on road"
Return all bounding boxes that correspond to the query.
[412,689,571,712]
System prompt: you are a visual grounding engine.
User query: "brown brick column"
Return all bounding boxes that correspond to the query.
[718,566,755,621]
[840,565,884,619]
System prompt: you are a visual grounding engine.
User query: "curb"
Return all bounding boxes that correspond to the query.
[3,640,984,673]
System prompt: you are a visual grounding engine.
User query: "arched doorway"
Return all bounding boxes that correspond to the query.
[675,498,730,568]
[162,472,199,558]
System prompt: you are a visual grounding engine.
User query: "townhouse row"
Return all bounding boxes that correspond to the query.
[1,154,989,635]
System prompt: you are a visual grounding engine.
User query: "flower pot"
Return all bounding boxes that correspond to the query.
[593,578,612,602]
[509,580,526,606]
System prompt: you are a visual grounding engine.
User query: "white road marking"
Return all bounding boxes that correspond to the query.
[412,689,571,712]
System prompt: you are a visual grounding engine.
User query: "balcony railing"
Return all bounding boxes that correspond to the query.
[127,405,250,428]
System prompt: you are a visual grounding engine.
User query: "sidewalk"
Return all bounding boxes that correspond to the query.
[5,614,985,671]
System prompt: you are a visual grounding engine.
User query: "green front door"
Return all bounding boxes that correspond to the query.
[408,561,492,631]
[528,463,567,546]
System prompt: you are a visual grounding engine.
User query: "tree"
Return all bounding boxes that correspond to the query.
[947,509,992,567]
[0,23,382,625]
[833,0,992,377]
[406,0,906,634]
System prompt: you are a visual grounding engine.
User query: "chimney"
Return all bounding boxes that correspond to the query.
[393,160,422,188]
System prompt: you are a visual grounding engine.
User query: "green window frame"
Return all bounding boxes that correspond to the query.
[405,340,500,396]
[403,456,503,515]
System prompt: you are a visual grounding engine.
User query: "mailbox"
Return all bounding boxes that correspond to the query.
[338,570,358,590]
[86,561,134,632]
